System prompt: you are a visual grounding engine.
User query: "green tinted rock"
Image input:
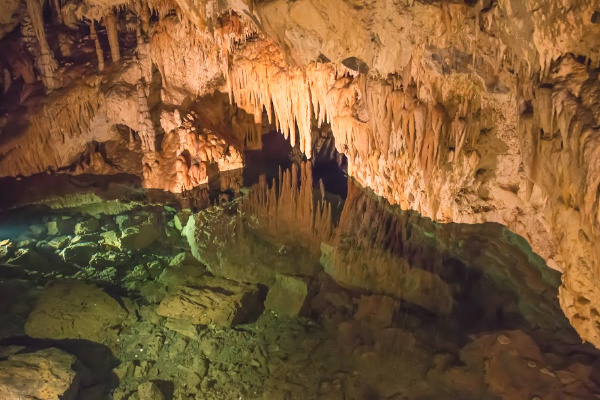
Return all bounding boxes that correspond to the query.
[120,223,161,251]
[265,275,309,317]
[74,218,100,235]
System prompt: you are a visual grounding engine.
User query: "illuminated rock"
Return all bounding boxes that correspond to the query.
[156,276,260,327]
[264,274,309,317]
[0,348,79,400]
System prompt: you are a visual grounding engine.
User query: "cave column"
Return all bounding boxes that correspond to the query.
[89,20,105,72]
[25,0,61,91]
[103,9,121,63]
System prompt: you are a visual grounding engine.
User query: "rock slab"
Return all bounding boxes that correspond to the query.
[157,277,260,326]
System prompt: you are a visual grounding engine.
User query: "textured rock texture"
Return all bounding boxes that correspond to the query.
[156,276,260,326]
[0,0,600,348]
[0,347,79,400]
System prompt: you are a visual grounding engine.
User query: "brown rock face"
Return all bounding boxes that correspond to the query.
[0,347,79,400]
[1,0,600,348]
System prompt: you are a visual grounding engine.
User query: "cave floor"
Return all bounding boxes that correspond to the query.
[0,182,599,400]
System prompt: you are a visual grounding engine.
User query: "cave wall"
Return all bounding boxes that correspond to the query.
[1,0,600,348]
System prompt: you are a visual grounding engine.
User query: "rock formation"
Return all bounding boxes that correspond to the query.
[0,0,600,351]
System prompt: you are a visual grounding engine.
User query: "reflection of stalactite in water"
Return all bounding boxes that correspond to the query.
[243,161,333,255]
[326,180,566,328]
[324,180,453,315]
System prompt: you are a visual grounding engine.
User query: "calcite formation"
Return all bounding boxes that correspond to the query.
[0,0,600,349]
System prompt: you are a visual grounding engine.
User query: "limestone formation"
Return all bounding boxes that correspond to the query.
[264,274,309,317]
[0,0,599,351]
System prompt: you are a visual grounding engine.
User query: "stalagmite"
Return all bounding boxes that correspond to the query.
[89,20,104,72]
[103,9,121,63]
[25,0,61,91]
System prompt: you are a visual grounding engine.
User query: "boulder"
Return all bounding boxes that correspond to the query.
[265,275,309,317]
[53,217,76,235]
[25,280,128,344]
[47,235,71,250]
[60,242,99,266]
[90,251,130,269]
[321,243,453,315]
[164,318,198,338]
[183,211,318,285]
[7,247,52,270]
[156,276,260,326]
[0,347,79,400]
[173,209,192,231]
[74,218,100,235]
[45,221,59,236]
[459,330,563,400]
[29,224,47,237]
[115,215,131,231]
[100,231,122,251]
[137,382,164,400]
[120,223,161,251]
[117,212,161,232]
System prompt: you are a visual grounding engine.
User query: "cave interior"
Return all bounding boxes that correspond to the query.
[1,0,600,399]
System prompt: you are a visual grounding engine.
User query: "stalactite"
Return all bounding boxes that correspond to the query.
[89,20,104,72]
[137,0,151,36]
[136,80,156,153]
[53,0,63,24]
[25,0,61,91]
[103,9,121,63]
